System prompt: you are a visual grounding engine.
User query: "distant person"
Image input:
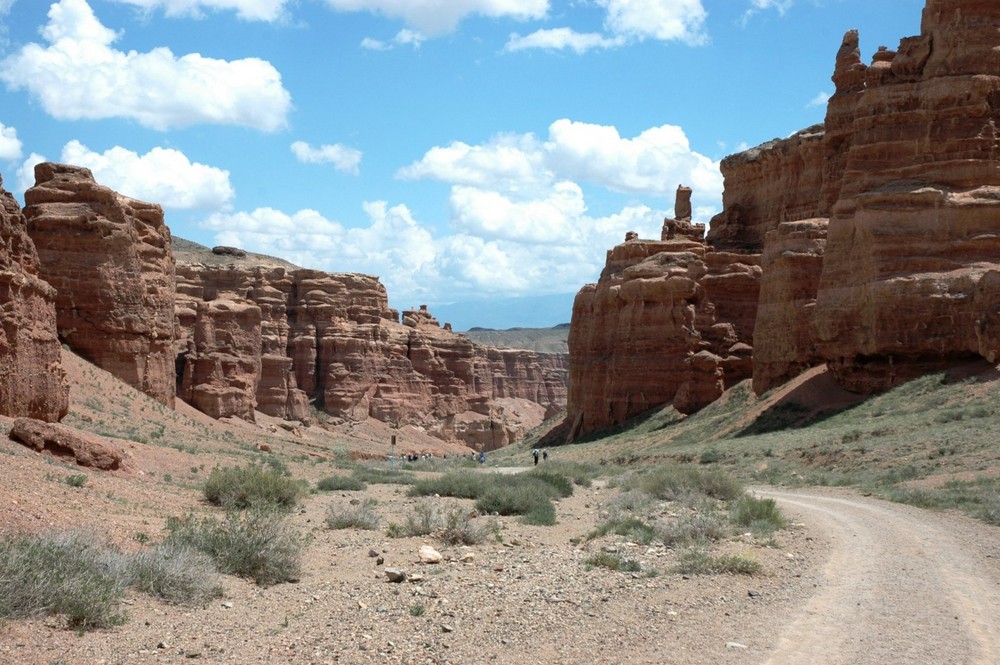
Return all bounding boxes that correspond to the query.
[542,449,548,462]
[479,451,486,464]
[532,448,539,466]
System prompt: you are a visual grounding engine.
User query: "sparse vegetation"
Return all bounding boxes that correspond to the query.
[316,475,366,492]
[673,550,761,576]
[129,540,223,605]
[64,473,88,488]
[584,551,641,573]
[325,499,380,530]
[203,464,303,511]
[165,509,304,586]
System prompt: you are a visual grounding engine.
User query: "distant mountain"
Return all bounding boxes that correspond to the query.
[462,324,570,354]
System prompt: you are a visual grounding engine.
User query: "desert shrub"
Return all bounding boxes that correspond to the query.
[521,501,558,526]
[583,551,641,573]
[729,495,787,535]
[525,469,574,497]
[438,506,490,545]
[316,475,366,492]
[589,515,657,545]
[605,489,655,515]
[535,460,599,487]
[475,478,556,519]
[326,499,379,531]
[165,509,303,586]
[0,531,130,630]
[633,466,743,502]
[673,550,760,576]
[657,511,730,547]
[351,467,416,485]
[64,474,89,488]
[129,540,222,605]
[203,464,303,511]
[409,472,487,499]
[399,502,437,537]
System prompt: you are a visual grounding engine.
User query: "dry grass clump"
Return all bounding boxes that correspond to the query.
[326,499,380,530]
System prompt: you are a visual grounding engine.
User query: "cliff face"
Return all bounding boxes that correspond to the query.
[176,261,568,447]
[566,0,1000,437]
[24,163,177,407]
[813,0,1000,392]
[0,175,68,421]
[566,195,760,438]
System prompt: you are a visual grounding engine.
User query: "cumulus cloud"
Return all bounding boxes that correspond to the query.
[361,28,426,50]
[61,140,235,210]
[16,153,46,194]
[291,141,363,175]
[504,28,623,54]
[400,119,722,204]
[0,0,292,131]
[0,122,23,161]
[321,0,548,36]
[110,0,289,21]
[0,0,14,15]
[506,0,706,52]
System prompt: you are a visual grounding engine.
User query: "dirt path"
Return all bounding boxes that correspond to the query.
[756,488,1000,665]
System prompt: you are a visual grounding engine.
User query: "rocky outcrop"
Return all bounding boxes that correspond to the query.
[0,175,68,422]
[566,188,760,438]
[175,258,568,446]
[752,219,828,394]
[10,418,124,470]
[812,0,1000,392]
[23,163,176,407]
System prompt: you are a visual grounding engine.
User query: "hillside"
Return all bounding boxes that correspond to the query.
[461,323,570,354]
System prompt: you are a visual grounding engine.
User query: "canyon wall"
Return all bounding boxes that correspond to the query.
[175,258,568,448]
[567,0,1000,437]
[23,164,177,407]
[0,175,68,421]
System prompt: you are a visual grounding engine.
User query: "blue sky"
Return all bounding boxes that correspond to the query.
[0,0,924,330]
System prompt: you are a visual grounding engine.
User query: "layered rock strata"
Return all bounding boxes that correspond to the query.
[23,164,176,406]
[176,260,567,446]
[566,189,760,438]
[812,0,1000,391]
[0,175,68,421]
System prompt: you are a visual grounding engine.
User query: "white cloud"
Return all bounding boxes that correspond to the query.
[291,141,363,175]
[0,0,15,15]
[0,121,23,161]
[599,0,707,45]
[742,0,794,24]
[61,140,235,210]
[807,90,831,108]
[110,0,289,21]
[360,28,427,50]
[321,0,548,36]
[504,28,623,54]
[16,153,46,194]
[0,0,292,131]
[505,0,707,52]
[400,119,722,203]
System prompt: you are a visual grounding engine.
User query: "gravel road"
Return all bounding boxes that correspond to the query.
[756,488,1000,665]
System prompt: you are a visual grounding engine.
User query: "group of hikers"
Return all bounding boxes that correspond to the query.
[531,448,548,465]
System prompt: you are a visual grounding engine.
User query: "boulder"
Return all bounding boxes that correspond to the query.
[10,418,124,470]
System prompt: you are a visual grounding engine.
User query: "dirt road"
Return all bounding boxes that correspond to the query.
[756,488,1000,665]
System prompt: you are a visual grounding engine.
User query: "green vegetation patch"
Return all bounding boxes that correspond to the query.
[203,464,303,511]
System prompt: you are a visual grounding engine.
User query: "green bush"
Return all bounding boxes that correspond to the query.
[129,540,222,605]
[316,475,366,492]
[64,474,89,488]
[589,515,657,545]
[326,499,379,530]
[657,512,730,547]
[525,469,574,497]
[583,551,641,572]
[203,465,303,511]
[475,478,556,518]
[633,466,743,502]
[673,550,761,576]
[351,467,416,485]
[165,509,304,586]
[409,472,487,499]
[729,495,786,535]
[0,531,130,629]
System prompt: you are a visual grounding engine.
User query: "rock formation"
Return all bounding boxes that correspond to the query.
[0,175,68,421]
[9,418,125,470]
[23,163,176,407]
[566,189,759,439]
[175,254,568,447]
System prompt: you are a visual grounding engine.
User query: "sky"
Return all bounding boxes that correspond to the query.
[0,0,925,330]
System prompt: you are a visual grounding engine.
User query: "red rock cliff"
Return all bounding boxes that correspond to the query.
[24,163,176,407]
[0,174,68,421]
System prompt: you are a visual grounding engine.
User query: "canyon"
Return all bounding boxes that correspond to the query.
[566,0,1000,437]
[0,165,567,451]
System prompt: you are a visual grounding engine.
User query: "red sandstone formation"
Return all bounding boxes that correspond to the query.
[566,185,760,438]
[175,253,567,447]
[0,175,68,421]
[23,163,176,407]
[812,0,1000,392]
[10,418,124,470]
